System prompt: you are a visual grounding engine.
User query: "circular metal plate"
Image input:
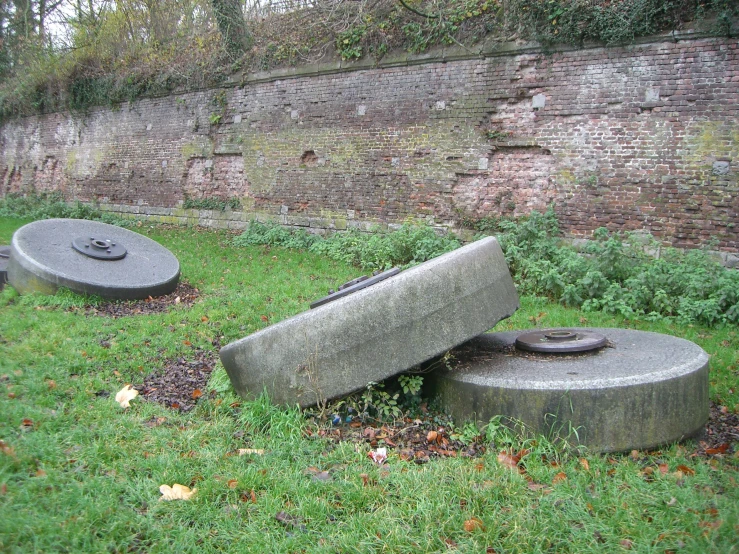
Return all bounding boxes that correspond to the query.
[8,219,180,300]
[515,328,607,353]
[72,236,127,260]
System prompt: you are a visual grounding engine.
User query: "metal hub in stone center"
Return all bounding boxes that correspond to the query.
[72,236,128,260]
[515,328,607,353]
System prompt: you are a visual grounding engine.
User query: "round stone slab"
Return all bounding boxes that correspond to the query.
[0,245,10,290]
[429,328,709,452]
[220,236,520,408]
[7,219,180,300]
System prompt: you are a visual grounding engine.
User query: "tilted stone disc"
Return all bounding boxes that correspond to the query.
[429,328,709,452]
[7,219,180,300]
[220,236,520,408]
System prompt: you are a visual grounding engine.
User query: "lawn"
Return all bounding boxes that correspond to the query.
[1,217,737,553]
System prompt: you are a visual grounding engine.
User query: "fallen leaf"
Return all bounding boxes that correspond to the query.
[427,430,438,443]
[676,464,695,476]
[705,443,729,455]
[0,440,15,458]
[666,497,677,506]
[201,316,209,322]
[496,450,520,470]
[368,447,387,465]
[260,315,268,322]
[191,389,203,399]
[7,392,15,399]
[312,471,332,482]
[360,473,369,487]
[159,483,197,501]
[115,385,138,408]
[35,469,47,477]
[579,458,590,471]
[620,538,633,549]
[46,380,56,389]
[463,517,485,532]
[552,472,567,484]
[227,479,238,489]
[659,463,669,475]
[275,511,303,528]
[174,296,181,304]
[237,448,265,456]
[0,483,6,495]
[183,340,192,346]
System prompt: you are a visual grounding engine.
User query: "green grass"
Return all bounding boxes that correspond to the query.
[1,218,738,553]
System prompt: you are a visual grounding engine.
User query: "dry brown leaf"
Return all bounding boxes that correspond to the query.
[427,430,438,443]
[552,472,567,484]
[0,440,15,458]
[658,463,669,475]
[159,483,197,501]
[676,464,695,476]
[115,385,138,408]
[238,448,265,456]
[35,469,47,477]
[496,450,520,470]
[227,479,238,489]
[579,458,590,471]
[463,517,485,532]
[191,389,203,399]
[620,538,633,549]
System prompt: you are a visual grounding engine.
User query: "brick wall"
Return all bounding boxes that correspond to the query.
[1,33,737,255]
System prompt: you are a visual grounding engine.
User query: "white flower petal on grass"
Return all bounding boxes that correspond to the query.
[238,448,265,456]
[115,385,139,408]
[159,483,197,501]
[368,447,387,465]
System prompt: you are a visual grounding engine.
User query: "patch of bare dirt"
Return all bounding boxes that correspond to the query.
[79,282,200,318]
[136,347,217,412]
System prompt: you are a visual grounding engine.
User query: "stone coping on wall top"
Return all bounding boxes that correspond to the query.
[228,28,720,87]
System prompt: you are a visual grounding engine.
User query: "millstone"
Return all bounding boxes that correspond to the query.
[220,236,520,408]
[429,328,709,452]
[0,245,10,290]
[7,219,180,300]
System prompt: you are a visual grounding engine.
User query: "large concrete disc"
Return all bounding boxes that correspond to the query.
[429,328,709,452]
[7,219,180,300]
[0,245,9,290]
[220,236,519,408]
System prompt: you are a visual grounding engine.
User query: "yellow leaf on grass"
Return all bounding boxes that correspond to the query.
[159,483,197,501]
[238,448,265,456]
[115,385,138,408]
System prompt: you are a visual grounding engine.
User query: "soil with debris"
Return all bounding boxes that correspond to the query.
[136,346,217,412]
[79,282,200,318]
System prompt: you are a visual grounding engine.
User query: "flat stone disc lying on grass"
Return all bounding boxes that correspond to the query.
[220,236,520,408]
[0,245,9,290]
[429,328,709,452]
[7,219,180,300]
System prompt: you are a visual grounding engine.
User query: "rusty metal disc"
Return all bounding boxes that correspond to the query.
[515,328,607,353]
[72,236,127,260]
[310,267,401,309]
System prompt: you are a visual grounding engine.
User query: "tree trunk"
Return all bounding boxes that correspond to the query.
[210,0,251,56]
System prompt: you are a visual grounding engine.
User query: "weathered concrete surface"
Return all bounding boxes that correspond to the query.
[429,328,709,452]
[0,245,9,290]
[8,219,180,299]
[220,236,519,407]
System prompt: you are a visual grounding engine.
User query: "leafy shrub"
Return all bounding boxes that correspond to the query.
[493,208,739,326]
[0,192,131,226]
[234,221,461,270]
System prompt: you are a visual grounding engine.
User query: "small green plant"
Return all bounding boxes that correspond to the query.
[182,196,241,211]
[361,381,402,421]
[336,24,368,60]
